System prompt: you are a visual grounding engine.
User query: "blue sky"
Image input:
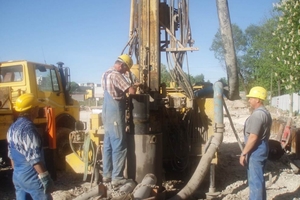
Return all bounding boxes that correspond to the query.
[0,0,278,84]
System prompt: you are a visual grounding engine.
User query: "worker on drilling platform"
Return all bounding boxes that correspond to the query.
[7,93,54,200]
[101,54,136,187]
[240,86,272,200]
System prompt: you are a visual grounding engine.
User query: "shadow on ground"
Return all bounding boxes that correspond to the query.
[273,186,300,200]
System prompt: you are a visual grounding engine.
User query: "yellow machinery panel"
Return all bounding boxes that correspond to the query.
[197,97,218,164]
[89,113,104,145]
[0,114,14,140]
[65,153,90,174]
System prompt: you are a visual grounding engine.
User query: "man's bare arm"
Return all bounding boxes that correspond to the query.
[240,133,259,166]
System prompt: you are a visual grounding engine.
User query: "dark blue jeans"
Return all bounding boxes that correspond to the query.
[11,149,52,200]
[247,140,268,200]
[13,173,52,200]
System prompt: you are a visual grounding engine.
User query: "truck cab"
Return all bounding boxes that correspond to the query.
[0,60,80,171]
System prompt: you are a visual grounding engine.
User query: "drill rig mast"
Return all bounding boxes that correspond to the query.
[122,0,239,198]
[128,0,199,99]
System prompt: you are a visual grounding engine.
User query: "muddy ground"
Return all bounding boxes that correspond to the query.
[1,99,300,200]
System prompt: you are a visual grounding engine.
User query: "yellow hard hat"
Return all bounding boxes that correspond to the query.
[246,86,267,101]
[118,54,133,69]
[15,93,39,112]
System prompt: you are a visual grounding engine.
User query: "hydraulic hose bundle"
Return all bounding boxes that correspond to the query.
[69,131,96,181]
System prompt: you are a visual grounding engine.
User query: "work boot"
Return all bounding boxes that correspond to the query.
[102,177,112,190]
[102,177,111,183]
[111,178,128,189]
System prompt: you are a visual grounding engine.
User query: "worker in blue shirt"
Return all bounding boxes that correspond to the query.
[7,93,54,200]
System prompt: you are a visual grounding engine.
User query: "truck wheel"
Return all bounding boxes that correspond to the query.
[56,127,73,170]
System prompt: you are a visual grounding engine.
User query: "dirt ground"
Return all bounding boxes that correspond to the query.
[1,99,300,200]
[216,99,300,200]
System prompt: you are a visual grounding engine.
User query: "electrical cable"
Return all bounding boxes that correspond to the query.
[69,131,95,166]
[164,0,195,100]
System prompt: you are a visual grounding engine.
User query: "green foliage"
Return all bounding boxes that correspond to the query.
[160,63,206,86]
[210,24,248,90]
[70,82,88,94]
[160,64,172,86]
[209,5,300,97]
[70,82,80,94]
[193,74,205,84]
[210,24,247,60]
[272,0,300,94]
[219,77,227,85]
[245,18,282,95]
[184,72,195,85]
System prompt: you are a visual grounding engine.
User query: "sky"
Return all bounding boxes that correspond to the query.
[0,0,279,84]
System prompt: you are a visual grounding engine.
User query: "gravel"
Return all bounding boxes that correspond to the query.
[2,99,300,199]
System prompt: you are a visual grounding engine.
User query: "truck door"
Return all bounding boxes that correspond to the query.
[35,64,65,108]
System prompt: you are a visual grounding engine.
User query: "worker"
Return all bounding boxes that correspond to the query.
[101,54,136,187]
[7,93,54,200]
[239,86,272,200]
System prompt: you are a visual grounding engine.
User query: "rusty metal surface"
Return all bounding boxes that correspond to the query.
[126,133,163,186]
[130,94,150,134]
[290,128,300,158]
[137,0,160,91]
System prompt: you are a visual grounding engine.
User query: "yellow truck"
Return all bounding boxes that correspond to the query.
[0,60,83,178]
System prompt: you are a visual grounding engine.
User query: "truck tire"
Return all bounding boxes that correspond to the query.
[56,127,73,170]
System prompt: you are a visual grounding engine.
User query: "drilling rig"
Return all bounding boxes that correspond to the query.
[125,0,204,187]
[67,0,239,199]
[123,0,239,197]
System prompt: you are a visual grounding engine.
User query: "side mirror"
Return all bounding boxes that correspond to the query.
[64,67,71,91]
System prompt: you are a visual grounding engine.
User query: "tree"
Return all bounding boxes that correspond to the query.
[210,23,248,91]
[70,82,80,93]
[161,63,208,88]
[193,74,205,84]
[210,19,282,95]
[70,82,87,94]
[210,24,247,61]
[219,77,227,85]
[249,17,282,97]
[241,24,261,85]
[184,72,195,85]
[273,0,300,92]
[209,24,247,62]
[272,0,300,116]
[161,64,172,86]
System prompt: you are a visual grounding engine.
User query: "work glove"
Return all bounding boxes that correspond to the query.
[38,171,54,194]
